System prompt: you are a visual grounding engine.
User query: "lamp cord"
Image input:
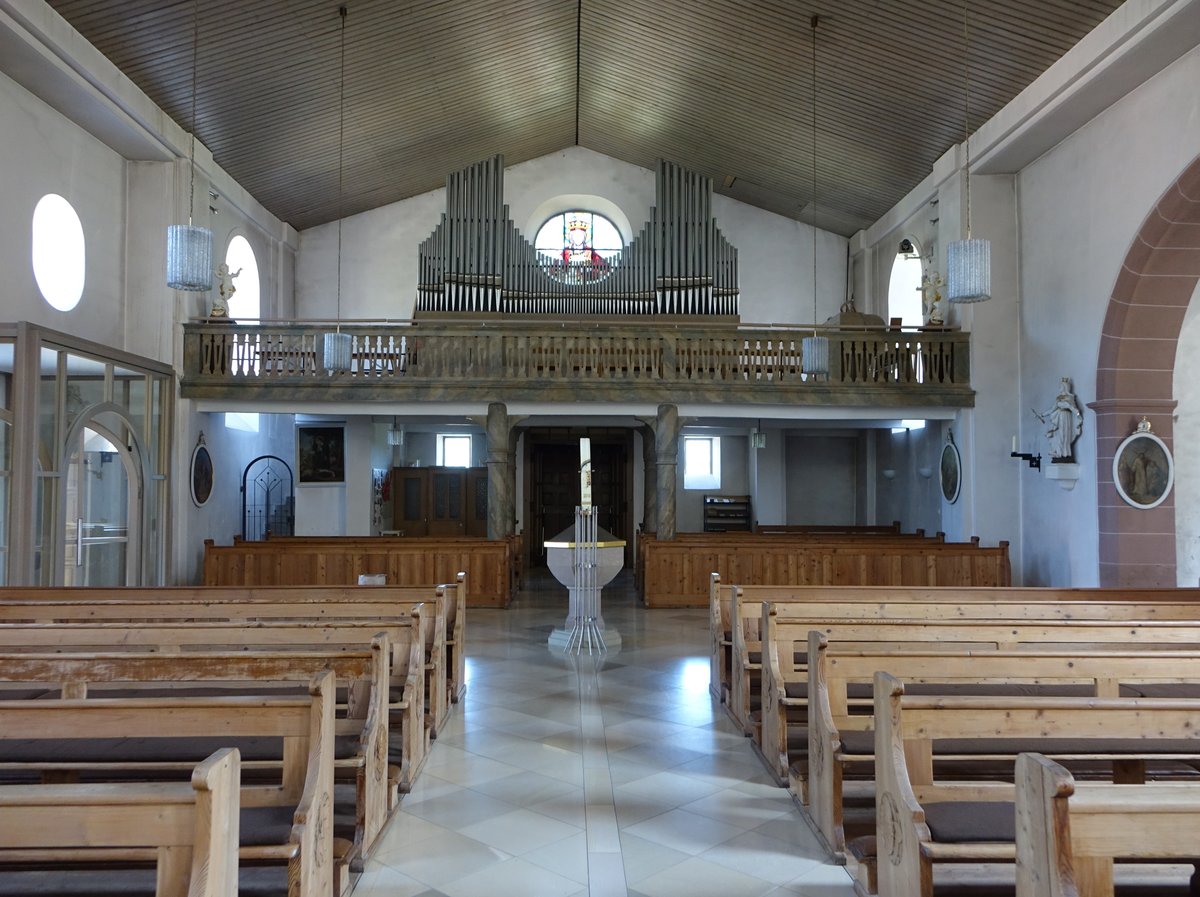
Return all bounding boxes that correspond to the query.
[187,0,199,225]
[962,3,972,239]
[336,5,347,333]
[810,14,818,333]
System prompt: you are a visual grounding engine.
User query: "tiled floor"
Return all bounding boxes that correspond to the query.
[351,571,857,897]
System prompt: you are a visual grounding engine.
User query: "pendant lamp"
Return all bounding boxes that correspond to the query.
[166,0,213,293]
[947,4,991,304]
[801,15,829,376]
[323,5,353,372]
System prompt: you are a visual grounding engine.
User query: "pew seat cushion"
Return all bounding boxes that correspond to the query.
[923,800,1015,844]
[0,734,361,766]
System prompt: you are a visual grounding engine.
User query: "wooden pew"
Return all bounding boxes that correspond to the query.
[204,535,511,608]
[803,631,1200,860]
[0,747,240,897]
[0,643,399,866]
[0,672,337,897]
[0,615,429,792]
[744,591,1200,758]
[1015,752,1200,897]
[648,532,1002,607]
[873,671,1200,897]
[0,582,461,735]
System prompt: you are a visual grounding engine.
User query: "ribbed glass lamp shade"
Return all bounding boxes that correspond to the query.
[386,426,405,446]
[166,224,214,291]
[947,238,991,303]
[801,334,830,376]
[322,331,353,372]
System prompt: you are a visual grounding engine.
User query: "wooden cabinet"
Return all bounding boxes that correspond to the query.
[703,494,752,532]
[392,467,487,537]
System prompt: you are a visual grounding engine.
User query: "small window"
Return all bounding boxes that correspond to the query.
[32,194,85,311]
[887,239,924,327]
[684,436,721,490]
[437,434,472,468]
[533,211,623,284]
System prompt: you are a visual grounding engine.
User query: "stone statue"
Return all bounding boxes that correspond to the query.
[1033,377,1084,462]
[921,271,946,325]
[211,263,242,317]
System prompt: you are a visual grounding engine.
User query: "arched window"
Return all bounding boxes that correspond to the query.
[887,238,924,327]
[534,211,622,284]
[224,235,261,433]
[224,235,260,321]
[31,194,85,312]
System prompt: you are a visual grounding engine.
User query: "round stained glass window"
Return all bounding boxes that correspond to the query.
[533,211,623,284]
[31,194,85,311]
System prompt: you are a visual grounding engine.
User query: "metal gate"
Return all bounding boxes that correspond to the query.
[241,455,294,541]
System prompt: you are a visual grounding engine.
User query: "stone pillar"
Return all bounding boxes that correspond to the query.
[485,402,515,540]
[654,404,682,540]
[641,423,657,534]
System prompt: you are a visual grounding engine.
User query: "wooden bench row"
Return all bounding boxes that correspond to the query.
[645,534,1010,607]
[204,534,514,607]
[0,747,240,897]
[0,582,465,895]
[714,584,1200,896]
[0,579,466,735]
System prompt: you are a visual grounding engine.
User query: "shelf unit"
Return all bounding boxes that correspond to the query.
[703,494,753,532]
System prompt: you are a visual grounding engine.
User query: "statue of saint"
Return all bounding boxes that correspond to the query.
[211,263,242,317]
[1033,377,1084,461]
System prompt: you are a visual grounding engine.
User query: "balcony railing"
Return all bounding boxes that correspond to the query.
[181,319,973,406]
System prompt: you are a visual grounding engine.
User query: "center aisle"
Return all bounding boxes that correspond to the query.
[351,570,857,897]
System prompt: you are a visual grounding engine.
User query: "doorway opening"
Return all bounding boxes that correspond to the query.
[525,428,633,569]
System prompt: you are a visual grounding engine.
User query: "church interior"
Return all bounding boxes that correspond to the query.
[3,0,1200,894]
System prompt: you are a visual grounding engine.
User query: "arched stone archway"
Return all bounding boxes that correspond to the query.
[1094,155,1200,586]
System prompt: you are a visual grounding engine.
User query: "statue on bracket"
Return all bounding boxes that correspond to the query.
[921,271,946,326]
[210,263,242,317]
[1033,377,1084,462]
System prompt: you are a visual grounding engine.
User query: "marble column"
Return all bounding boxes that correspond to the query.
[640,423,657,534]
[485,402,515,539]
[654,404,682,540]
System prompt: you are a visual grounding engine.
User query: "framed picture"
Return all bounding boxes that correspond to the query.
[1113,424,1173,509]
[190,436,213,507]
[297,425,345,483]
[940,438,961,504]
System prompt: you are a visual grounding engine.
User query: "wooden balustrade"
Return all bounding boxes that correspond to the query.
[182,320,973,405]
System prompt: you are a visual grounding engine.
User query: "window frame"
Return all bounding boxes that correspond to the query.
[683,435,721,490]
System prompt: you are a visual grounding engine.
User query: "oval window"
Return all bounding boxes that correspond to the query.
[32,194,85,311]
[533,211,623,284]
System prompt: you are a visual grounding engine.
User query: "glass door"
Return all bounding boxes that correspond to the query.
[62,424,137,586]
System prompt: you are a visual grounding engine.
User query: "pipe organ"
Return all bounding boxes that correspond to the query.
[417,156,739,318]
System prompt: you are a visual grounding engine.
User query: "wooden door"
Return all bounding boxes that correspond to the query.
[428,467,466,536]
[528,435,630,567]
[466,467,488,537]
[392,468,429,536]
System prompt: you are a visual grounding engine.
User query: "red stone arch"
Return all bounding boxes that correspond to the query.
[1095,155,1200,586]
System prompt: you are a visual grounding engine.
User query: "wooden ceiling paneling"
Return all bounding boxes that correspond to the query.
[47,0,1123,233]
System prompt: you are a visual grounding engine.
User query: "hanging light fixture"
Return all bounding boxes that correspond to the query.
[801,14,830,377]
[322,5,353,372]
[386,417,406,446]
[947,3,991,303]
[166,0,213,293]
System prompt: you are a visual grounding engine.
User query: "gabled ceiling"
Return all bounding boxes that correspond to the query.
[46,0,1123,235]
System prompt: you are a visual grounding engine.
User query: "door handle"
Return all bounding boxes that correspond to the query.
[75,518,84,566]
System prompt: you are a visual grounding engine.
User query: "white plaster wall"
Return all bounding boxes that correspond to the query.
[295,146,847,326]
[0,70,127,347]
[676,434,750,533]
[1017,43,1200,586]
[784,433,859,525]
[1173,279,1200,585]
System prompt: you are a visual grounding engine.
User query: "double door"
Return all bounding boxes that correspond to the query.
[392,466,487,536]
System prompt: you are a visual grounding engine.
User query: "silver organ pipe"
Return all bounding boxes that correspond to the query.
[417,155,738,318]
